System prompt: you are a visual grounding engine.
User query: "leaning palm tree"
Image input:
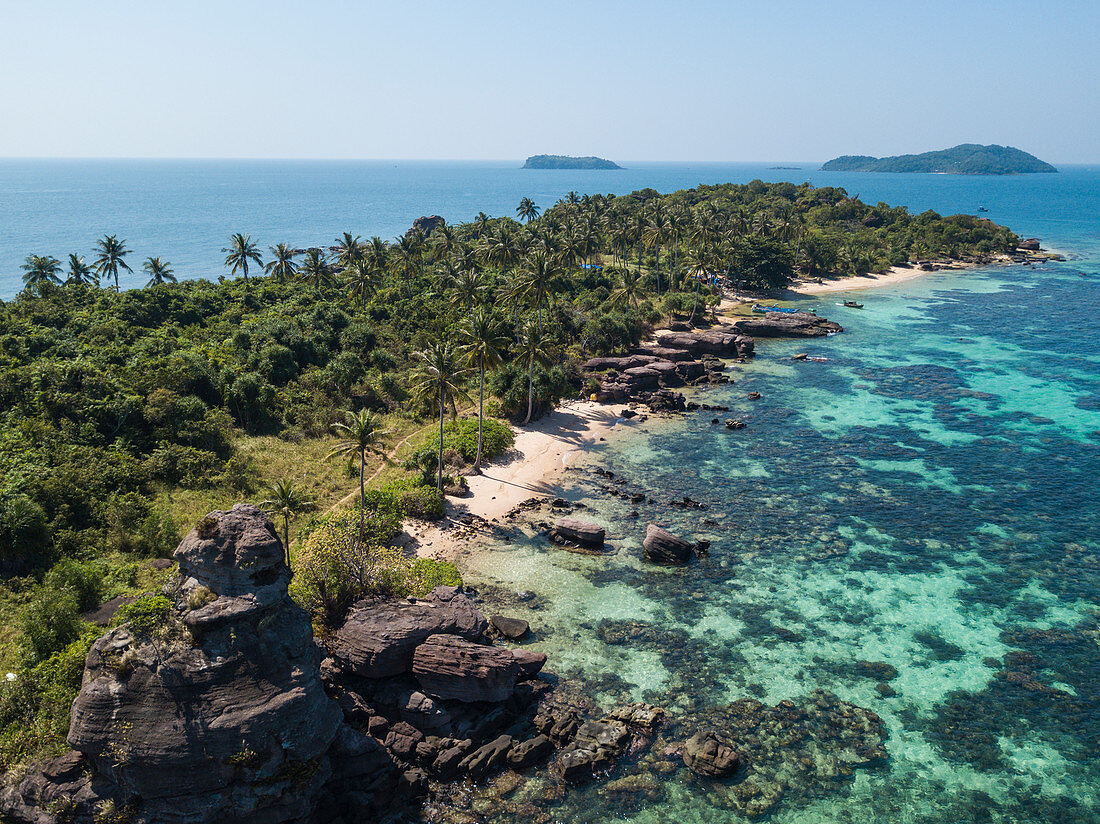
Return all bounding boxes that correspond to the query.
[20,255,62,289]
[459,309,509,472]
[93,235,133,291]
[299,248,335,292]
[515,319,554,425]
[411,342,472,492]
[608,266,644,309]
[516,197,540,224]
[222,233,263,284]
[261,479,314,566]
[66,254,97,286]
[264,243,300,283]
[142,257,176,287]
[327,410,390,540]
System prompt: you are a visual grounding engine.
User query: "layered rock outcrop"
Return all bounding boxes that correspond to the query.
[731,312,842,337]
[1,504,398,824]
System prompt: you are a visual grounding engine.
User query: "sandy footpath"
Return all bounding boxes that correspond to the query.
[405,400,623,558]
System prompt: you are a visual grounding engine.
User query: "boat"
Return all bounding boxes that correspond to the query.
[843,300,864,309]
[977,206,988,212]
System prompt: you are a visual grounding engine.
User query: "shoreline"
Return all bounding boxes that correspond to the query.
[403,400,625,559]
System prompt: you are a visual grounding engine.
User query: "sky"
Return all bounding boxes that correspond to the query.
[0,0,1096,162]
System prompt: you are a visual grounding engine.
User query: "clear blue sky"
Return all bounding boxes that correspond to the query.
[1,0,1095,162]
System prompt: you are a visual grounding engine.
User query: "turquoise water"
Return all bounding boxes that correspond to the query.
[460,247,1100,817]
[2,159,1098,297]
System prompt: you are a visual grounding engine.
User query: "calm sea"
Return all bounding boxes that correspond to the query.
[1,159,1098,297]
[4,160,1100,822]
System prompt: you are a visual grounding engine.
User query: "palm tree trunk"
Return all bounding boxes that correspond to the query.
[437,384,445,492]
[474,361,485,472]
[524,355,535,425]
[358,453,366,541]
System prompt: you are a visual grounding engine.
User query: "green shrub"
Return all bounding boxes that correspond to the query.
[399,486,444,521]
[404,558,461,595]
[113,594,174,637]
[289,509,405,624]
[413,417,514,470]
[44,558,104,612]
[0,493,50,575]
[20,587,82,666]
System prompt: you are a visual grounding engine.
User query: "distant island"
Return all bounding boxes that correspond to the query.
[523,154,622,170]
[821,144,1057,175]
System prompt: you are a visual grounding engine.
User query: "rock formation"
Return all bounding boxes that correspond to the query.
[405,215,446,239]
[642,524,698,565]
[548,518,606,549]
[732,313,842,337]
[2,504,399,824]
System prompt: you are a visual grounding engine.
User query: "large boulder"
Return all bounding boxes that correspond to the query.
[412,634,521,703]
[405,215,446,239]
[331,586,488,678]
[732,313,842,337]
[549,518,606,548]
[642,524,695,565]
[683,729,740,777]
[654,328,754,358]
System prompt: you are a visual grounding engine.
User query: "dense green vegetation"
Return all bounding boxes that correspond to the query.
[0,179,1020,766]
[821,144,1057,175]
[522,155,622,170]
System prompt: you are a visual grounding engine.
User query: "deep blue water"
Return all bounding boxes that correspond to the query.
[2,159,1098,297]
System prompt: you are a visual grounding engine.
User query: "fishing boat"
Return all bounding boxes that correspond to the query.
[843,300,864,309]
[977,206,989,212]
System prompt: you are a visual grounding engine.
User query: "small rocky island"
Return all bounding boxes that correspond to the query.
[522,155,622,170]
[821,144,1056,175]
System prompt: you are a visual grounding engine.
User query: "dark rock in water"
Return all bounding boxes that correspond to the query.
[638,389,687,412]
[682,729,740,777]
[405,214,445,239]
[491,614,530,639]
[15,504,398,824]
[548,518,605,548]
[1018,238,1041,251]
[792,352,808,360]
[331,585,488,678]
[412,634,521,703]
[642,524,695,565]
[384,721,425,760]
[748,391,762,400]
[458,734,514,778]
[511,648,547,678]
[725,418,746,430]
[507,734,553,769]
[433,739,473,777]
[734,313,843,337]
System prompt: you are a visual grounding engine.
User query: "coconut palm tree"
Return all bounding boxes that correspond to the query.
[65,254,97,286]
[335,232,365,270]
[20,255,62,289]
[516,197,540,224]
[411,342,472,492]
[327,410,390,540]
[515,319,554,425]
[392,234,419,298]
[142,257,176,286]
[261,479,314,566]
[299,248,335,292]
[345,259,380,309]
[459,308,509,472]
[517,250,556,332]
[449,267,487,317]
[93,235,133,291]
[222,233,263,284]
[264,243,299,283]
[365,236,389,277]
[608,266,644,309]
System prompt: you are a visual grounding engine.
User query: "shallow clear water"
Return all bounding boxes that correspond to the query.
[462,261,1100,821]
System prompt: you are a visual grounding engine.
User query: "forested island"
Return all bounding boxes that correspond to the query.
[821,144,1057,175]
[523,155,622,170]
[0,181,1024,822]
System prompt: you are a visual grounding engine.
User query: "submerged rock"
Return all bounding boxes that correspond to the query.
[682,730,739,777]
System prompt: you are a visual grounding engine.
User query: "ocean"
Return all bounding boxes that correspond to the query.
[4,160,1100,821]
[1,159,1097,297]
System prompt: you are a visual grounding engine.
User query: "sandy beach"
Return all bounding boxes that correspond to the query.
[787,264,939,294]
[405,400,623,558]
